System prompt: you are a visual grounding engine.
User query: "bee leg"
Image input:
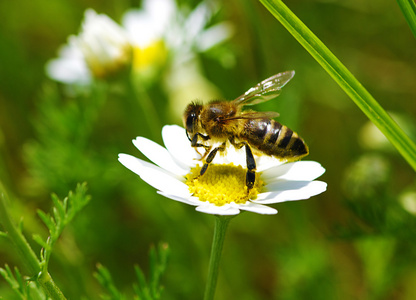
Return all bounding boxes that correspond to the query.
[200,146,212,160]
[191,133,211,158]
[245,144,256,190]
[200,143,226,176]
[191,133,210,147]
[229,138,256,190]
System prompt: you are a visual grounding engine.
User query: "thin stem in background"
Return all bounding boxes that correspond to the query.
[396,0,416,39]
[0,184,67,300]
[126,76,161,141]
[0,184,40,276]
[259,0,416,171]
[203,215,233,300]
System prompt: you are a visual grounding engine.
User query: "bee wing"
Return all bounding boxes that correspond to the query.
[233,70,295,106]
[224,111,280,120]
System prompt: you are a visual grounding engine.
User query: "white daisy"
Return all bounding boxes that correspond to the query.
[46,2,232,85]
[46,9,132,84]
[122,0,233,66]
[118,125,327,216]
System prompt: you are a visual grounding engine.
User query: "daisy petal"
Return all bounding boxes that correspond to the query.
[132,137,188,176]
[157,191,199,206]
[118,154,190,197]
[256,180,327,204]
[238,202,278,215]
[256,155,285,172]
[196,204,241,215]
[162,125,200,166]
[262,161,325,181]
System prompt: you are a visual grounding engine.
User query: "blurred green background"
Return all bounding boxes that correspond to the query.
[1,0,416,299]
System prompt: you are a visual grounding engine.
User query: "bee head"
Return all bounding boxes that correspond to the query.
[183,102,203,135]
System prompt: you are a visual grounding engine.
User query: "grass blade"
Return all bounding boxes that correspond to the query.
[396,0,416,39]
[259,0,416,171]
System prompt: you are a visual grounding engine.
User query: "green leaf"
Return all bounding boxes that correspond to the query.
[133,243,169,300]
[259,0,416,171]
[35,184,91,275]
[0,265,28,299]
[37,210,55,233]
[94,264,125,300]
[32,234,49,250]
[396,0,416,39]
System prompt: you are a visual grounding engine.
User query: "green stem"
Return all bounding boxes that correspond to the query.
[396,0,416,39]
[259,0,416,171]
[38,271,67,300]
[203,215,233,300]
[0,184,67,300]
[0,184,40,276]
[126,76,161,141]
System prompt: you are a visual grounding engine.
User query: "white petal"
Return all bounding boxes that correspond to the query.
[184,1,210,41]
[237,202,278,215]
[123,10,158,47]
[256,155,285,172]
[256,180,327,204]
[162,125,200,167]
[262,161,325,181]
[132,137,188,176]
[123,0,174,48]
[195,204,241,215]
[45,42,92,84]
[157,191,199,206]
[144,0,175,30]
[216,146,246,166]
[118,154,190,197]
[45,58,91,84]
[196,22,233,52]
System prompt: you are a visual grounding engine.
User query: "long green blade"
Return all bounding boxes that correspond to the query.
[396,0,416,39]
[259,0,416,171]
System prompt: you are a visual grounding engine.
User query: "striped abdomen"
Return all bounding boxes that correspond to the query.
[240,118,309,161]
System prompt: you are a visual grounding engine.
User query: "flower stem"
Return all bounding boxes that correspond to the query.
[204,215,233,300]
[126,76,161,141]
[38,271,67,300]
[0,183,67,300]
[0,184,40,276]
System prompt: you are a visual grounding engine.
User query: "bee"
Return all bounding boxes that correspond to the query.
[183,70,309,190]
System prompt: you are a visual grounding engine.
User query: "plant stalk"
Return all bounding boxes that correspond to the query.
[126,76,161,141]
[396,0,416,39]
[203,215,233,300]
[259,0,416,171]
[0,184,40,276]
[0,184,67,300]
[38,271,67,300]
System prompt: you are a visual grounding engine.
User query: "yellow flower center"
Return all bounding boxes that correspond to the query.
[132,40,167,71]
[185,163,264,206]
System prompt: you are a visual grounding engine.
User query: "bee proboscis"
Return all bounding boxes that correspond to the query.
[183,70,309,190]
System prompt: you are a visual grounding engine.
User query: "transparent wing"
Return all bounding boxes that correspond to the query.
[233,70,295,106]
[223,111,279,120]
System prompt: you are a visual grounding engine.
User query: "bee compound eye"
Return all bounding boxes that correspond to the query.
[186,113,196,132]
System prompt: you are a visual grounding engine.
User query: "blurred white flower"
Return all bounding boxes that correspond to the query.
[122,0,233,70]
[119,125,327,216]
[46,9,132,84]
[46,2,233,86]
[46,42,92,85]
